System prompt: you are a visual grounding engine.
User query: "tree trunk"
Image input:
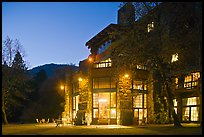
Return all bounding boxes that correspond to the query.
[2,94,8,124]
[160,70,182,127]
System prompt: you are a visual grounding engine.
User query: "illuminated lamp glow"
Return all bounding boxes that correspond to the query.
[78,78,82,82]
[124,74,129,78]
[88,57,92,62]
[60,85,64,90]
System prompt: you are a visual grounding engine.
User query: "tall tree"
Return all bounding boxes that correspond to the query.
[2,36,25,67]
[111,2,201,127]
[2,37,29,124]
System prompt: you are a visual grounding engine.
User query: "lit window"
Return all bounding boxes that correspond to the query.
[93,58,112,68]
[133,81,143,90]
[133,94,143,108]
[192,72,200,81]
[73,97,76,109]
[175,78,179,89]
[191,107,199,121]
[136,65,147,70]
[93,109,98,118]
[173,99,177,106]
[182,97,200,122]
[186,97,199,106]
[110,92,116,107]
[147,22,154,32]
[93,93,99,108]
[171,53,178,62]
[144,94,147,108]
[182,107,189,121]
[110,109,116,118]
[182,97,200,106]
[184,75,191,82]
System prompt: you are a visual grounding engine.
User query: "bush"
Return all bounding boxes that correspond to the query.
[75,111,85,125]
[120,110,133,125]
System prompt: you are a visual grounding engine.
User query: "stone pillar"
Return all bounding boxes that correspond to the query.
[62,83,72,124]
[117,74,133,125]
[86,62,93,125]
[87,89,92,125]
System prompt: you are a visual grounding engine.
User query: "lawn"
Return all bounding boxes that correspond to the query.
[2,123,202,135]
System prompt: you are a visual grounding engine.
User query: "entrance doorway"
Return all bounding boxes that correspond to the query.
[92,92,116,125]
[98,93,109,124]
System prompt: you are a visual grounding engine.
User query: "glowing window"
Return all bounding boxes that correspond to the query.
[134,109,139,118]
[110,92,116,107]
[133,93,143,108]
[171,53,178,62]
[175,78,178,84]
[110,109,116,118]
[73,97,76,109]
[174,108,177,114]
[182,97,200,106]
[185,75,192,82]
[173,99,177,106]
[136,65,147,70]
[93,109,98,118]
[133,81,143,90]
[182,107,189,121]
[192,72,200,81]
[144,109,147,118]
[144,94,147,108]
[93,93,99,108]
[147,22,154,32]
[175,78,179,89]
[191,107,199,121]
[93,58,112,68]
[73,110,76,119]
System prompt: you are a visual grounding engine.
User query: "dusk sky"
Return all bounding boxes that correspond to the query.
[2,2,121,69]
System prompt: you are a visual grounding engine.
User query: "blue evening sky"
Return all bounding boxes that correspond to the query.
[2,2,121,69]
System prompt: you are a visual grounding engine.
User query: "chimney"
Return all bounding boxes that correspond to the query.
[117,2,135,25]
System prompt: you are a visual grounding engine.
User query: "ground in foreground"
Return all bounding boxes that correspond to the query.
[2,123,202,135]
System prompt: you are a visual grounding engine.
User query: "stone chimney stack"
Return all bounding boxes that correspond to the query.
[117,2,135,25]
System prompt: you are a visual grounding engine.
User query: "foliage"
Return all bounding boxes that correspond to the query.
[74,110,85,125]
[111,2,201,127]
[2,36,25,67]
[119,2,161,21]
[2,50,30,123]
[20,65,77,123]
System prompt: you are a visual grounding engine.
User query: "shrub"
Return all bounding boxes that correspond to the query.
[75,111,84,125]
[120,110,133,125]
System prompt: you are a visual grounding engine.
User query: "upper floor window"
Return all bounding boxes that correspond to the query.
[175,77,179,89]
[97,40,112,54]
[136,64,147,70]
[147,22,154,32]
[93,58,112,68]
[133,80,147,91]
[133,93,147,108]
[184,72,200,89]
[171,53,178,62]
[93,77,116,89]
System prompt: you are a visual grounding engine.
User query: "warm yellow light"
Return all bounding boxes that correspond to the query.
[60,85,64,90]
[111,109,116,114]
[124,74,129,78]
[171,53,178,62]
[98,98,107,103]
[78,77,82,82]
[88,57,92,62]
